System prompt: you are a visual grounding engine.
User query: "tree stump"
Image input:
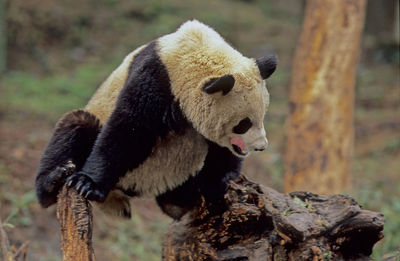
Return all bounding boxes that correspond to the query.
[162,176,384,261]
[57,186,95,261]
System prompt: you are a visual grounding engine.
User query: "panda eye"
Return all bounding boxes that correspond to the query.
[233,117,252,134]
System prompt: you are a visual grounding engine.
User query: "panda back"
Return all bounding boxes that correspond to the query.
[85,45,146,125]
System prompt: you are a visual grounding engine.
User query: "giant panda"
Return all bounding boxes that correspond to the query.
[35,20,277,220]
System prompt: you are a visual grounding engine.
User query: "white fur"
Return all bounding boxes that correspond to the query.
[118,127,207,195]
[158,20,270,157]
[85,45,146,124]
[83,20,270,212]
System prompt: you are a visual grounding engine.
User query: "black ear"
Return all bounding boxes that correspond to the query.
[256,55,278,79]
[202,75,235,96]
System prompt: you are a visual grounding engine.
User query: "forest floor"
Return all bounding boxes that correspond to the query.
[0,63,398,260]
[1,1,399,260]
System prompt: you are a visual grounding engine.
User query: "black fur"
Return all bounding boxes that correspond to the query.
[256,55,277,80]
[202,74,235,95]
[35,110,101,207]
[233,117,252,134]
[156,140,242,219]
[36,41,243,220]
[65,41,188,201]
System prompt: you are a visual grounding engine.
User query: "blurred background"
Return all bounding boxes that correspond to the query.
[0,0,398,260]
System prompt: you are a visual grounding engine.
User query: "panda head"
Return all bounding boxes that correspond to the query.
[158,20,277,158]
[198,55,276,158]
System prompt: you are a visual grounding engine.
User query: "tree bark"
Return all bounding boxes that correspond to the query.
[0,0,6,73]
[53,177,384,260]
[57,186,95,261]
[365,0,398,43]
[284,0,367,194]
[162,175,384,261]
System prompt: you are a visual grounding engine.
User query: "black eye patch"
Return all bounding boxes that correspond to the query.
[233,117,252,134]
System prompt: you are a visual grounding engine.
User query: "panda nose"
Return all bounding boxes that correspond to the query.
[254,136,268,152]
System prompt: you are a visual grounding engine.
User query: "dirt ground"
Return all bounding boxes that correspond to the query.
[1,1,399,259]
[1,82,399,259]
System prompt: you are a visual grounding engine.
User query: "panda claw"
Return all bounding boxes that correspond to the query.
[67,179,73,187]
[75,181,84,191]
[80,184,91,197]
[65,173,106,202]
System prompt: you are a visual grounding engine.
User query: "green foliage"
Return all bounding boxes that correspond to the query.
[322,251,332,260]
[267,69,290,92]
[0,0,6,73]
[258,0,303,25]
[0,162,10,185]
[293,196,306,207]
[0,64,113,118]
[356,185,400,259]
[3,190,36,226]
[292,197,316,212]
[1,1,398,260]
[98,210,168,261]
[261,145,284,190]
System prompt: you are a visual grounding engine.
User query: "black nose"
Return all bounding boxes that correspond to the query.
[255,148,265,151]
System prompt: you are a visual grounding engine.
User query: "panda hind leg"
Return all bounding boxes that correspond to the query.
[95,189,132,219]
[156,178,202,220]
[35,109,101,208]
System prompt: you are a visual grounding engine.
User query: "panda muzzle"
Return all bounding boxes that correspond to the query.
[230,137,247,155]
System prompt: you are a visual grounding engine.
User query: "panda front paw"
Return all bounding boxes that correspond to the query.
[66,173,107,202]
[45,160,76,193]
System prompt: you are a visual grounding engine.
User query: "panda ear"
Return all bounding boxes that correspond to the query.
[202,75,235,96]
[256,55,278,79]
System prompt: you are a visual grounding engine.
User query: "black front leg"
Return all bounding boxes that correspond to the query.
[196,141,242,213]
[66,103,163,201]
[66,42,180,201]
[157,141,242,219]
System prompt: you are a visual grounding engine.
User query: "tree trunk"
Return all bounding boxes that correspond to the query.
[57,186,95,261]
[284,0,366,194]
[0,0,6,73]
[162,175,384,261]
[365,0,398,43]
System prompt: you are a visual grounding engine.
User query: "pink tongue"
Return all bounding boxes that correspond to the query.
[230,137,245,152]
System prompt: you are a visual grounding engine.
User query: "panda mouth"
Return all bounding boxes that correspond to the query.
[232,144,248,156]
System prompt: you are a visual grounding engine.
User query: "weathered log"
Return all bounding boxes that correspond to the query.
[162,176,384,261]
[56,186,95,261]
